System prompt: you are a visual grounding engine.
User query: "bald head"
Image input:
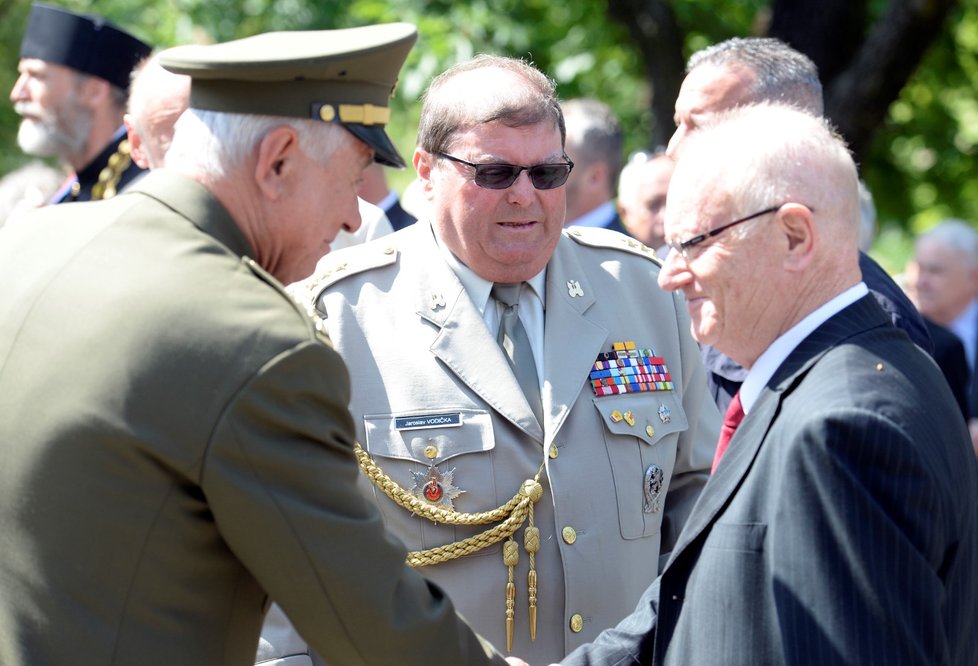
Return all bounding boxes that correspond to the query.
[125,56,191,169]
[617,151,674,249]
[671,103,859,249]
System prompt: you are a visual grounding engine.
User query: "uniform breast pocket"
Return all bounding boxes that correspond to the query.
[593,392,688,539]
[361,409,499,554]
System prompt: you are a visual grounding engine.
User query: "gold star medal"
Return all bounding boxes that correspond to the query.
[411,465,465,509]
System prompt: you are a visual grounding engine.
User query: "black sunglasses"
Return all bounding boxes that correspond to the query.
[436,152,574,190]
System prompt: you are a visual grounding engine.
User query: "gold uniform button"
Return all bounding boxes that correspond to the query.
[562,526,577,544]
[549,444,559,459]
[570,613,584,633]
[646,424,655,437]
[423,445,438,459]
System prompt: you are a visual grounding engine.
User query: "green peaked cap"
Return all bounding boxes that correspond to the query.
[159,23,417,168]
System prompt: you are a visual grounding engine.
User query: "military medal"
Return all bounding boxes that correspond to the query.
[643,463,664,513]
[589,341,674,396]
[411,465,464,509]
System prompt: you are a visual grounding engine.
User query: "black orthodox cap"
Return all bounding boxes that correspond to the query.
[19,3,151,91]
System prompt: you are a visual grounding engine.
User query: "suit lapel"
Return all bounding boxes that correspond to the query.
[663,295,892,570]
[541,236,608,441]
[410,224,544,441]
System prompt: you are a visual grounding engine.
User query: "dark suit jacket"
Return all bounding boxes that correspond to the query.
[0,170,503,666]
[704,251,933,413]
[924,317,970,419]
[383,197,417,231]
[603,210,626,234]
[563,295,978,665]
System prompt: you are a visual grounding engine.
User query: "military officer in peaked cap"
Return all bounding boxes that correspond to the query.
[0,25,520,666]
[10,2,152,203]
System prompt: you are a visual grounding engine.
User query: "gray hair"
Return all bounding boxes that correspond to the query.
[916,219,978,267]
[417,54,565,154]
[617,148,670,202]
[688,37,823,115]
[166,109,350,177]
[563,97,624,189]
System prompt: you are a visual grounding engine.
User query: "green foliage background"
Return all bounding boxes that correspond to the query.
[1,0,976,271]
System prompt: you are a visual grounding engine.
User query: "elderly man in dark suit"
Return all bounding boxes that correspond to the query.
[0,25,518,666]
[668,37,933,414]
[559,103,978,665]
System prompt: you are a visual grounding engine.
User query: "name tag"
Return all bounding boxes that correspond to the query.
[394,412,462,430]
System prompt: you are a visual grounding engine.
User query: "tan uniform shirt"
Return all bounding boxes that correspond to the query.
[281,220,719,664]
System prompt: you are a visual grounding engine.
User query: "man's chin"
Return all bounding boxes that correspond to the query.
[17,121,68,158]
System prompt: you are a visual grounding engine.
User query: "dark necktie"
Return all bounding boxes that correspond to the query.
[711,390,745,473]
[492,283,543,423]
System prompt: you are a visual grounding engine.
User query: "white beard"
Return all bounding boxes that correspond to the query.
[15,99,91,161]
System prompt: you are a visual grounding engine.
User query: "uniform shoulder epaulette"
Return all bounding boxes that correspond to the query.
[242,257,332,344]
[563,226,663,267]
[288,240,400,311]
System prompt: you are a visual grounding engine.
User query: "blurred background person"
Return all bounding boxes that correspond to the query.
[562,97,625,232]
[0,160,66,227]
[616,149,672,257]
[10,3,151,203]
[125,56,191,170]
[906,219,978,452]
[358,161,417,231]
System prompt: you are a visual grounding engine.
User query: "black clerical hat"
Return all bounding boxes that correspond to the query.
[19,3,151,91]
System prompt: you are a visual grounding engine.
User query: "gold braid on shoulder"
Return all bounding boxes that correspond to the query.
[354,441,545,652]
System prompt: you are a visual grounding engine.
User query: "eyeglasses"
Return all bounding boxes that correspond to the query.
[436,152,574,190]
[667,205,787,259]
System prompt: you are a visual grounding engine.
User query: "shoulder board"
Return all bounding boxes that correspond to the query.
[287,241,399,314]
[242,257,332,344]
[563,226,662,267]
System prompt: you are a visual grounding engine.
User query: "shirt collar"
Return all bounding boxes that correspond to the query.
[432,224,546,314]
[740,282,868,413]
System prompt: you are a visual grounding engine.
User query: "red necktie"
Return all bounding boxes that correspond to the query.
[711,391,745,473]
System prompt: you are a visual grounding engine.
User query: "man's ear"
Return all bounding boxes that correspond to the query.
[254,125,299,200]
[780,203,817,272]
[413,148,435,201]
[124,114,149,169]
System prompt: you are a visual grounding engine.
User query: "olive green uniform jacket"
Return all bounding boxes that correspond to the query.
[283,221,719,664]
[0,171,503,666]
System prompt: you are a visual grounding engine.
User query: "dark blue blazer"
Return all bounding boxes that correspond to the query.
[563,295,978,665]
[384,198,417,232]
